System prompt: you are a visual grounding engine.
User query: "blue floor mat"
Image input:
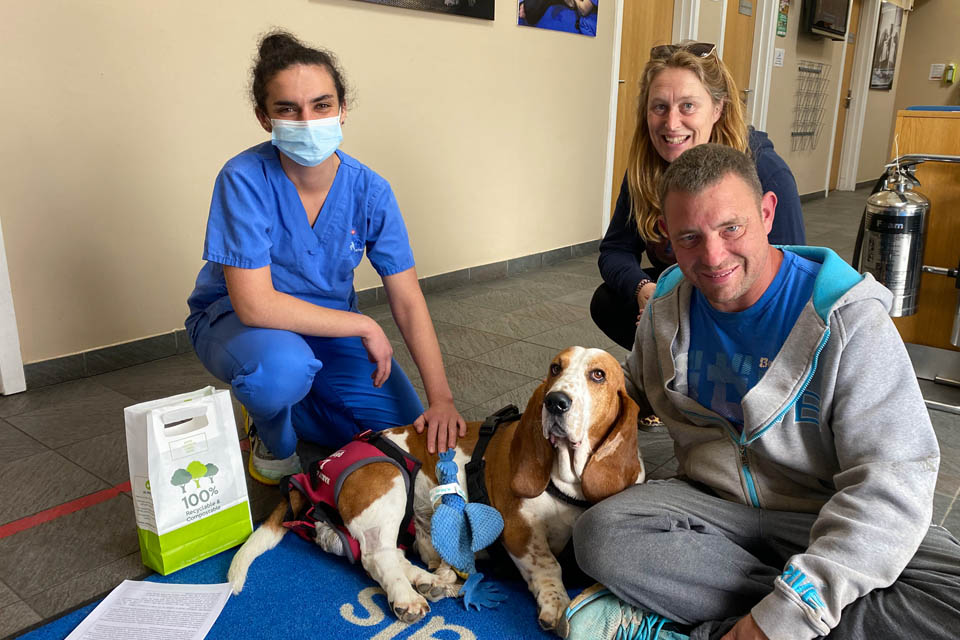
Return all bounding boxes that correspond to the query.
[21,533,564,639]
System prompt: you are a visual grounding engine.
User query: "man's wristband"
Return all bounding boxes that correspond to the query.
[635,279,652,298]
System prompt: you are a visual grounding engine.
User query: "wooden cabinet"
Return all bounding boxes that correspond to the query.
[889,110,960,352]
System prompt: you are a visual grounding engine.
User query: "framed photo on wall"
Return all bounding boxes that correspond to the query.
[519,0,599,37]
[347,0,494,20]
[870,1,903,90]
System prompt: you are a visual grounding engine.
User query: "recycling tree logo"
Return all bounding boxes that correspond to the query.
[170,460,220,508]
[170,460,219,492]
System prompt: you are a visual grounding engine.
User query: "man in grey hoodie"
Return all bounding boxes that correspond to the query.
[563,144,960,640]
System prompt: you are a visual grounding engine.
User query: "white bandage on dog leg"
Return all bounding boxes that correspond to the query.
[363,527,383,552]
[314,522,346,556]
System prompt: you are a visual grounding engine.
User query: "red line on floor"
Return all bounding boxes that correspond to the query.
[0,481,132,540]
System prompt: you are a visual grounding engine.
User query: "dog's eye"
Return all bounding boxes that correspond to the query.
[550,363,562,376]
[590,369,606,383]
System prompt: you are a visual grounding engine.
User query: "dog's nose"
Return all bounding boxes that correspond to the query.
[544,391,572,416]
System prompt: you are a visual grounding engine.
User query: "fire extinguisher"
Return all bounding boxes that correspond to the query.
[853,154,960,346]
[853,162,930,317]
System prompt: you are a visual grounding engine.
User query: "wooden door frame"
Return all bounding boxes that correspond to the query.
[600,0,627,233]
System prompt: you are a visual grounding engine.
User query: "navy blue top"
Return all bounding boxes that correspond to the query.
[598,128,806,301]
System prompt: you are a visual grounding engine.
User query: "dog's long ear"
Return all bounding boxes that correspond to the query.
[509,381,554,498]
[580,387,644,503]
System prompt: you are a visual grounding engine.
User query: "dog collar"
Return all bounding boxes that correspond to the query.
[547,481,591,509]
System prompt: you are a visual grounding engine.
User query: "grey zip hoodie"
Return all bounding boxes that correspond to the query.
[623,247,940,639]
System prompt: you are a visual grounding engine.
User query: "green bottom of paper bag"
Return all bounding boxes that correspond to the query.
[138,502,253,575]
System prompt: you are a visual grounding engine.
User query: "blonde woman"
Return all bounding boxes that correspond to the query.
[591,43,805,350]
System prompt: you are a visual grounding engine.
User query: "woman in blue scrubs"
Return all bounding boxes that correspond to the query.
[186,31,464,484]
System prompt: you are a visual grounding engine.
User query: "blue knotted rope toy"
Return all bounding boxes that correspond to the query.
[430,450,506,610]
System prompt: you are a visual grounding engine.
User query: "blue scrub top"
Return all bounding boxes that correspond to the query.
[187,142,415,328]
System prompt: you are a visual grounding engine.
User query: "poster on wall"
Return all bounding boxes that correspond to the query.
[776,0,789,37]
[869,1,903,90]
[519,1,599,37]
[348,0,494,20]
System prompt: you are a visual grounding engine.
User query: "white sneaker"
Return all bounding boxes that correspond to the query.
[247,428,300,485]
[564,584,688,640]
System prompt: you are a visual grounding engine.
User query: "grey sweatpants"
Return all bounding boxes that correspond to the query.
[573,478,960,639]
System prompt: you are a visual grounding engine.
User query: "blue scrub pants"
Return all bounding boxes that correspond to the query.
[188,311,424,457]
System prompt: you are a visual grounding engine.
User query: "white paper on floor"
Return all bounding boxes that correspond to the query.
[65,580,231,640]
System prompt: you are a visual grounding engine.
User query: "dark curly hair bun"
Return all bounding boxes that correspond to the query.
[251,29,348,112]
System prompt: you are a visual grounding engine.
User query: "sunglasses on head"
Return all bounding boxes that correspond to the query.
[650,42,717,59]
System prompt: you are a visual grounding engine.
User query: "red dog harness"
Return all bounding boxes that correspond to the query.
[282,430,421,564]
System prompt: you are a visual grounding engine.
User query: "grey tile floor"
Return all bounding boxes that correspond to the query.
[2,185,960,638]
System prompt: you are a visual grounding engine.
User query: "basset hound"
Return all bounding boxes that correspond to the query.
[227,346,644,635]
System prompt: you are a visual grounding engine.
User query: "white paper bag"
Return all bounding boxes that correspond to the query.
[124,386,252,574]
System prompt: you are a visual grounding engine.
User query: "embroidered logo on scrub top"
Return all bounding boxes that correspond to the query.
[349,229,364,253]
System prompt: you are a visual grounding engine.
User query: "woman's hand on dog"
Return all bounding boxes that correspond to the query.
[415,399,467,453]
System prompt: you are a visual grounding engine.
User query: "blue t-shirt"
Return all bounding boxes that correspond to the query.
[186,143,415,327]
[687,250,821,427]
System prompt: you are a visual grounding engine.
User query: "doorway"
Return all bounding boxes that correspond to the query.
[722,0,758,109]
[830,0,864,191]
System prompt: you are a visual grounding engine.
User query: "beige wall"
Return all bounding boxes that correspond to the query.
[763,0,847,195]
[761,0,927,192]
[856,3,912,182]
[893,0,960,113]
[0,0,616,364]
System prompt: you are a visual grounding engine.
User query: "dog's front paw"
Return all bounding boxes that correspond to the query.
[537,590,571,634]
[392,596,431,624]
[416,582,446,601]
[415,578,462,601]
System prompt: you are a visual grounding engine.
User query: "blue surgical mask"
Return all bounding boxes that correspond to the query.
[270,111,343,166]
